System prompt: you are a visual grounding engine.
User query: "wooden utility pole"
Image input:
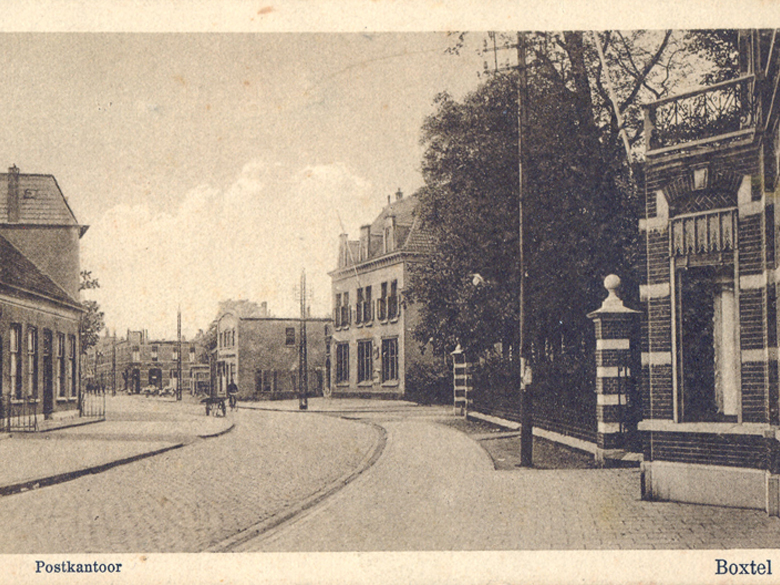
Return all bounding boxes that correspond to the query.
[177,307,183,401]
[516,31,533,467]
[483,31,534,466]
[298,269,309,411]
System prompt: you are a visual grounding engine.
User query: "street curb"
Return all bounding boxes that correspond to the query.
[37,417,106,433]
[0,443,186,497]
[206,419,388,552]
[0,421,235,498]
[198,422,235,439]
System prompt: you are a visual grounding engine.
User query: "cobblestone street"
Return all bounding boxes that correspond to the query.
[247,413,780,551]
[0,404,378,553]
[2,397,780,554]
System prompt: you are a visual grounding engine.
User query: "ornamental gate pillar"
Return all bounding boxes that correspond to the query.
[451,345,472,416]
[587,275,640,465]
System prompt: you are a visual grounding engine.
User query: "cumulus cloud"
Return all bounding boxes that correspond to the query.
[81,159,380,339]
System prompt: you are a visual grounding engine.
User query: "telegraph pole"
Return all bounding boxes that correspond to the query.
[177,307,183,401]
[298,269,309,411]
[516,31,533,467]
[484,32,533,466]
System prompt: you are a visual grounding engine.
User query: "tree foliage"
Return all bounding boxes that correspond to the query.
[79,270,105,355]
[409,30,735,376]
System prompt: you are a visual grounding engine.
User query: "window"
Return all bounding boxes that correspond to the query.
[173,346,179,361]
[68,335,77,397]
[341,292,350,328]
[57,333,66,398]
[378,282,388,321]
[356,288,364,324]
[357,340,373,383]
[388,280,399,320]
[334,293,342,328]
[132,345,140,362]
[27,327,38,399]
[10,324,21,400]
[257,370,276,393]
[285,327,296,346]
[364,285,372,323]
[189,346,195,363]
[336,343,349,383]
[151,345,159,361]
[381,338,398,382]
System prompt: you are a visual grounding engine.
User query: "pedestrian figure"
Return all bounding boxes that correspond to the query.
[227,381,238,411]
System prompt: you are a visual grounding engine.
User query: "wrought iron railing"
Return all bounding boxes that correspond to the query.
[644,75,756,153]
[0,396,38,432]
[80,385,106,419]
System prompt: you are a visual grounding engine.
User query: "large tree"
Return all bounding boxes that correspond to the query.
[408,30,731,375]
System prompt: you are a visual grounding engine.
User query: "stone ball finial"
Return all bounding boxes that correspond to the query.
[604,274,621,293]
[588,273,638,318]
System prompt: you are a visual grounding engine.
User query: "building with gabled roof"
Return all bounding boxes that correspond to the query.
[329,189,434,399]
[0,166,87,428]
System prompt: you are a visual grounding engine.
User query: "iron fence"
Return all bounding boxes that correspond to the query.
[80,384,106,419]
[0,395,38,432]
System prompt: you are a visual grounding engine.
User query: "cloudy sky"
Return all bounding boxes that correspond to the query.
[0,33,484,339]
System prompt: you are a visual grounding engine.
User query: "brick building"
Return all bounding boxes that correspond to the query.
[0,166,87,426]
[329,190,434,398]
[214,306,329,400]
[96,330,209,394]
[639,30,780,512]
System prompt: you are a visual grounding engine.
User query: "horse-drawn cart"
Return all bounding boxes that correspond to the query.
[201,395,226,416]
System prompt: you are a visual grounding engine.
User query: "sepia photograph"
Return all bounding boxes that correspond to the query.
[0,2,779,583]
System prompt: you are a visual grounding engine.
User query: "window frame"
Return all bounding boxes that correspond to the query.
[357,339,373,383]
[381,337,399,383]
[335,343,350,384]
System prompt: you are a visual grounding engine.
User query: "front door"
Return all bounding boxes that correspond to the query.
[149,368,162,389]
[42,330,53,417]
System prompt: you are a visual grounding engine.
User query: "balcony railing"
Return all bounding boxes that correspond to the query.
[644,75,756,154]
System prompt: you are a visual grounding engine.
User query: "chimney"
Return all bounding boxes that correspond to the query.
[395,188,403,201]
[359,225,371,261]
[8,165,20,222]
[260,301,268,317]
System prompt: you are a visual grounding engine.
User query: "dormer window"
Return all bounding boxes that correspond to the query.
[360,225,371,261]
[383,216,396,254]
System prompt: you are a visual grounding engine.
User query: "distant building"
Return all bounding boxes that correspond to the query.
[214,308,329,400]
[90,329,209,394]
[329,190,434,399]
[0,166,87,425]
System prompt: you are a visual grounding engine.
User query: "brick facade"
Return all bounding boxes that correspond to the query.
[639,30,780,513]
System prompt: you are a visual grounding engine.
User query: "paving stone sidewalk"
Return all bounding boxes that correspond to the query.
[0,394,233,494]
